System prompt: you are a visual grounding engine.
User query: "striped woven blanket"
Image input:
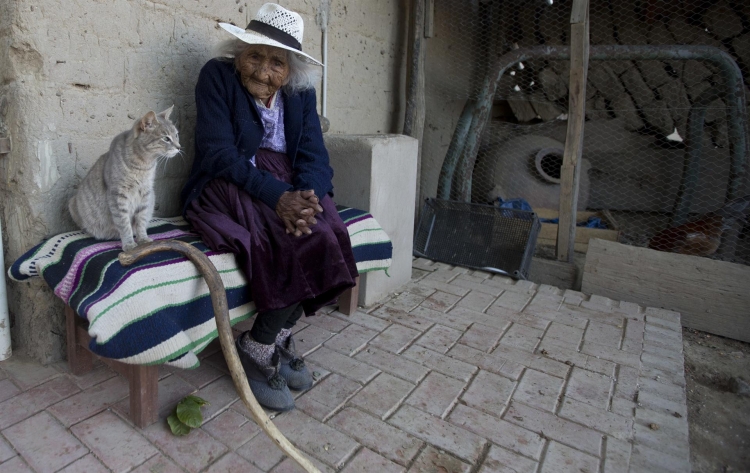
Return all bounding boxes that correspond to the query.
[8,207,392,368]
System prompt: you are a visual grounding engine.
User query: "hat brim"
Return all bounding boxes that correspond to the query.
[219,23,324,67]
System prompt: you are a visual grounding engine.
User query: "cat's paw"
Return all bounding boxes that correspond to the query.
[121,241,138,252]
[138,236,154,244]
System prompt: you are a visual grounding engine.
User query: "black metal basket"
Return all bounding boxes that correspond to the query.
[414,198,541,279]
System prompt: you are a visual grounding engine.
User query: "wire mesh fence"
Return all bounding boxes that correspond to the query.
[422,0,750,265]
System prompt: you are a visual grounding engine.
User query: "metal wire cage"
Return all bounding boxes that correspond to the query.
[420,0,750,266]
[414,198,541,279]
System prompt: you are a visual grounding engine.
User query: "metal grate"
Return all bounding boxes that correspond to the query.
[414,198,541,279]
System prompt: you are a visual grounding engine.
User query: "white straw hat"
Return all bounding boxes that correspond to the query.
[219,3,323,66]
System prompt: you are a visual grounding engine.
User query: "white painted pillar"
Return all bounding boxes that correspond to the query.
[326,134,419,307]
[0,218,12,360]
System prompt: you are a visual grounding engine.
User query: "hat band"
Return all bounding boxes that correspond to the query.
[246,20,302,51]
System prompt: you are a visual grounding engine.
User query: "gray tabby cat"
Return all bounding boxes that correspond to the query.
[69,106,181,251]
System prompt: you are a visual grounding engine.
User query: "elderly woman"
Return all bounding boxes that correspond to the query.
[181,3,358,411]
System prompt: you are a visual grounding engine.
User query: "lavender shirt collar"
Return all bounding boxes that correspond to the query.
[249,92,286,167]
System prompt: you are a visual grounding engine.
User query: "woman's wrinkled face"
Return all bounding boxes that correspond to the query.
[236,44,290,102]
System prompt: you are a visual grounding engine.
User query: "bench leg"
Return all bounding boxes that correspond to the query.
[65,305,93,375]
[128,364,159,429]
[66,304,159,428]
[339,276,360,315]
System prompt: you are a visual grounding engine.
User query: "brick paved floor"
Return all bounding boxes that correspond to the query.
[0,259,691,472]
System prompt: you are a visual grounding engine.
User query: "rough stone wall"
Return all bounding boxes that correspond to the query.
[0,0,406,363]
[1,0,69,363]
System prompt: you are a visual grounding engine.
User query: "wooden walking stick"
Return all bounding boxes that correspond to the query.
[119,240,321,473]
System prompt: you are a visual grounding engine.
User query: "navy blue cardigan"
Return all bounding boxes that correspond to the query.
[181,58,333,214]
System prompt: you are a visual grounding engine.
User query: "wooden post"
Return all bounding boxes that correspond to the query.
[65,305,93,375]
[424,0,434,38]
[128,364,160,429]
[338,276,360,315]
[67,304,160,428]
[404,0,426,215]
[556,0,590,262]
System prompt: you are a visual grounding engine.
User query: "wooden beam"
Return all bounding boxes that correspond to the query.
[535,208,619,253]
[424,0,434,38]
[569,0,588,24]
[556,0,590,262]
[582,239,750,343]
[404,0,426,215]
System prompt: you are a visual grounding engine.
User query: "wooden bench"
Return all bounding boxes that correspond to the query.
[9,209,389,429]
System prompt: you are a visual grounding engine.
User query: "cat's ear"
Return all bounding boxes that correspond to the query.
[158,105,174,120]
[139,111,157,132]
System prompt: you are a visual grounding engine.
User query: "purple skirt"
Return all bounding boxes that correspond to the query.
[185,149,358,315]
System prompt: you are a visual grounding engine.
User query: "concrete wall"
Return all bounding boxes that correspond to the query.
[0,0,408,363]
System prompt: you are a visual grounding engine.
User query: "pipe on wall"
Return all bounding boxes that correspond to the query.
[0,218,12,361]
[318,0,330,119]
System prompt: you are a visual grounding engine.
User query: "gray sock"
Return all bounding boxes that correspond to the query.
[276,328,292,347]
[240,332,275,367]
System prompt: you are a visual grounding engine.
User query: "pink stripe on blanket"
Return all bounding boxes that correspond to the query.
[53,229,193,302]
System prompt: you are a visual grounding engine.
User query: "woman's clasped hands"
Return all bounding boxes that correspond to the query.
[276,189,324,237]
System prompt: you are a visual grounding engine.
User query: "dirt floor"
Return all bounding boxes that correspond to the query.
[683,328,750,472]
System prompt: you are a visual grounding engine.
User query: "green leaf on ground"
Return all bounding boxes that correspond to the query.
[184,395,210,407]
[167,413,192,436]
[176,398,204,428]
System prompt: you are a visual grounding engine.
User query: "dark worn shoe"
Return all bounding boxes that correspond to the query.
[235,339,295,412]
[277,335,313,391]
